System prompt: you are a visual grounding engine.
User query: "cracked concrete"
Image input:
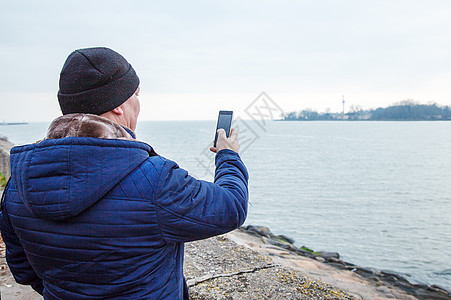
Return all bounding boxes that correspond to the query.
[187,264,277,287]
[184,234,356,299]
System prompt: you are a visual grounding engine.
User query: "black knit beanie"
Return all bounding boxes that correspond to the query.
[57,47,140,115]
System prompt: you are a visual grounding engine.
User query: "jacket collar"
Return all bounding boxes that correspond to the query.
[47,113,136,140]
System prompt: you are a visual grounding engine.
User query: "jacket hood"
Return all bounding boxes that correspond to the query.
[9,114,157,221]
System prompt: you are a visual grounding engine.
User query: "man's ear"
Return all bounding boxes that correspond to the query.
[111,106,124,115]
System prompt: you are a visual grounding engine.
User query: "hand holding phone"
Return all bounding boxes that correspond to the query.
[210,111,240,153]
[214,111,233,147]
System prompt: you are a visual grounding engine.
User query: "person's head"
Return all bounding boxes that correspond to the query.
[57,47,140,130]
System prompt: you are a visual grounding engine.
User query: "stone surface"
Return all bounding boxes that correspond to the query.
[0,137,13,179]
[235,226,451,300]
[185,235,356,299]
[318,251,340,259]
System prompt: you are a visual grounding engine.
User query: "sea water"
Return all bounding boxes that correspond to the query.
[1,120,450,291]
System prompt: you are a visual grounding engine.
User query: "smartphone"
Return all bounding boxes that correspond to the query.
[214,110,233,147]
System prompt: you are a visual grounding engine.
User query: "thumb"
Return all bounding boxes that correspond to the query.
[217,128,227,138]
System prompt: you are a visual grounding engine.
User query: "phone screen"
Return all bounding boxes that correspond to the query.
[214,111,233,147]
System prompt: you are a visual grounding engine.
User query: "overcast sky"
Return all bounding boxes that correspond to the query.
[1,0,451,121]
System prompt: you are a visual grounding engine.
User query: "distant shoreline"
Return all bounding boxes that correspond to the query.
[277,119,451,121]
[281,102,451,121]
[0,122,28,126]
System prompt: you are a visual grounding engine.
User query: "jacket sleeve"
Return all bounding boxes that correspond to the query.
[154,149,248,243]
[0,190,44,295]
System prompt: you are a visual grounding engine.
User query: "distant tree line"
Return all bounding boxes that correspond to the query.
[282,100,451,121]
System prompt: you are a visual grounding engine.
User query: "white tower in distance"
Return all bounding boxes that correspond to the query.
[342,95,345,119]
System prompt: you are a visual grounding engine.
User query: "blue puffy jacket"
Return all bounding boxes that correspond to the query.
[0,117,248,299]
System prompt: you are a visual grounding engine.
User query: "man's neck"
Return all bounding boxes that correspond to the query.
[98,112,136,139]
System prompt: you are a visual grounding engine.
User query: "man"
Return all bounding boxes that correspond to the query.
[0,47,248,299]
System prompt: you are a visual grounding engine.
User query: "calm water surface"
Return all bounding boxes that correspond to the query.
[1,121,450,291]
